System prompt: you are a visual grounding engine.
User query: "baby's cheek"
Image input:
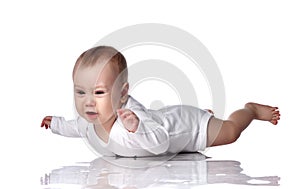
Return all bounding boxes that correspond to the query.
[110,95,122,109]
[96,99,112,114]
[74,98,85,115]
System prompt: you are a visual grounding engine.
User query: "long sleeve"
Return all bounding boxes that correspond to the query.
[128,116,170,155]
[50,116,89,137]
[109,115,170,156]
[108,96,170,156]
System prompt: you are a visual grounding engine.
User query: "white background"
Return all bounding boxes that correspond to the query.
[0,0,299,188]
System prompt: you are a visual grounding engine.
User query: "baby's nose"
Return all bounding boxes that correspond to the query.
[85,95,96,107]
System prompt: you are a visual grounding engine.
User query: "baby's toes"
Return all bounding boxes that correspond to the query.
[270,119,278,125]
[272,115,280,121]
[273,110,280,116]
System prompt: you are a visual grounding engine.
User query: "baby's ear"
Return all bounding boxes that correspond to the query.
[121,82,129,103]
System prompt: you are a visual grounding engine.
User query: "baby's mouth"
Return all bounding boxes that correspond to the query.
[86,111,98,115]
[85,111,99,119]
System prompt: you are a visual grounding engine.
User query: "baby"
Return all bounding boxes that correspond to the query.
[41,46,280,157]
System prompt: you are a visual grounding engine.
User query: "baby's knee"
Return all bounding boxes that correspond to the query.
[223,121,241,144]
[207,118,241,146]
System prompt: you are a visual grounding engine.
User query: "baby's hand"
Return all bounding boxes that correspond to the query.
[205,109,214,114]
[41,116,52,129]
[117,109,139,133]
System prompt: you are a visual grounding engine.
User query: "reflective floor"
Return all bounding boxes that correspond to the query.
[40,153,280,188]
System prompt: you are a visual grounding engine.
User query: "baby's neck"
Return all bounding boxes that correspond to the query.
[93,116,117,143]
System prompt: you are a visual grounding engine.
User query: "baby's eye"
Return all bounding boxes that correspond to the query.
[76,90,85,95]
[95,90,105,95]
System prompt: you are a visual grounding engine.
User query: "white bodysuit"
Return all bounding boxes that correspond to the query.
[50,96,213,157]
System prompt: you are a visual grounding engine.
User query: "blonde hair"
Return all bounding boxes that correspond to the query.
[73,46,128,83]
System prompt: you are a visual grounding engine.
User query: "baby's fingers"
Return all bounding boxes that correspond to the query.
[123,114,138,123]
[117,109,139,132]
[40,121,49,129]
[41,116,52,129]
[117,109,133,120]
[122,114,139,132]
[41,121,50,129]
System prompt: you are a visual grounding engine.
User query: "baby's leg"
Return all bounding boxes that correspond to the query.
[207,103,280,147]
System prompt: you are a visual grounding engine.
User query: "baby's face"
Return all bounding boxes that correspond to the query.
[73,62,124,126]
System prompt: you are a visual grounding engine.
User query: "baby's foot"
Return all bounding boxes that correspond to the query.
[245,102,280,125]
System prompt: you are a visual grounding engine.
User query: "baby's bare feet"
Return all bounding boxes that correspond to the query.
[245,102,280,125]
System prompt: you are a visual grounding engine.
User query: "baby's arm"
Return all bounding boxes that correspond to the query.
[40,116,88,137]
[115,108,169,155]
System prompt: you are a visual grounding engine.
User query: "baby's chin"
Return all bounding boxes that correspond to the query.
[83,113,117,126]
[85,118,100,124]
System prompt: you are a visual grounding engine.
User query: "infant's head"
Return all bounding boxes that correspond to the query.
[72,46,129,126]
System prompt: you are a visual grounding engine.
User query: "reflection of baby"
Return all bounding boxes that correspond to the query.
[42,154,280,188]
[41,46,280,157]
